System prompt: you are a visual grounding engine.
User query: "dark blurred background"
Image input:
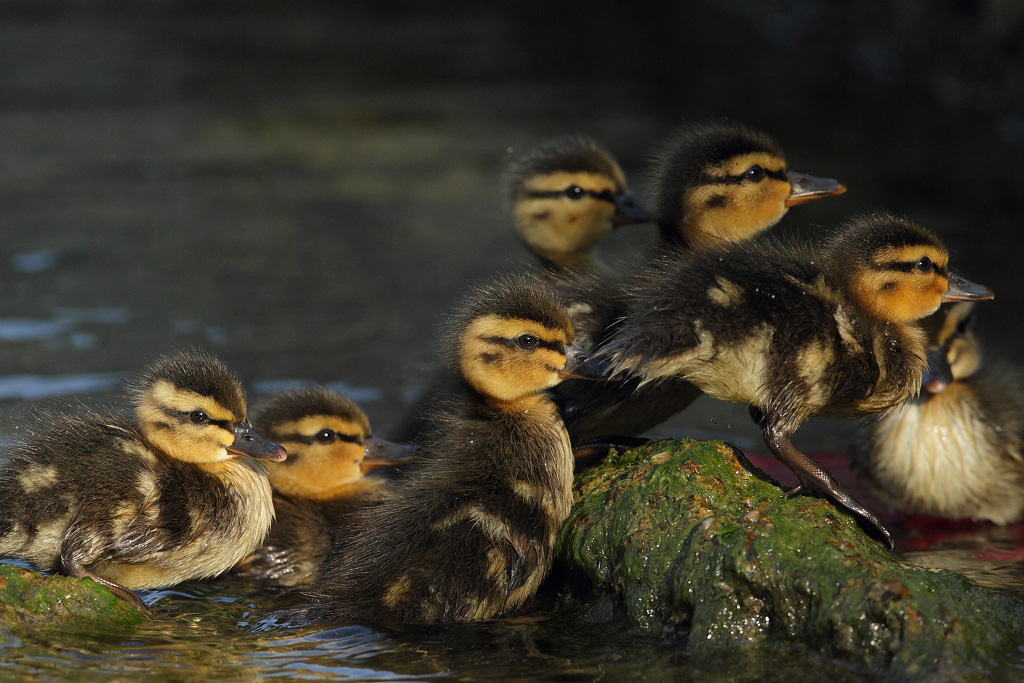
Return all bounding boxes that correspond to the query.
[1,0,1021,447]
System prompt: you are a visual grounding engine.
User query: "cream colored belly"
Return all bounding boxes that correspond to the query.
[868,394,1024,523]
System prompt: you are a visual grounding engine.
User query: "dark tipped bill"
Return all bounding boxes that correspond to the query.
[361,437,419,471]
[228,422,288,462]
[558,344,599,380]
[922,347,954,394]
[612,190,651,227]
[785,172,847,207]
[942,273,994,303]
[559,348,613,381]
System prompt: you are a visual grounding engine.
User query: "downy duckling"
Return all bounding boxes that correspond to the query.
[598,213,994,547]
[557,122,847,445]
[233,387,417,586]
[0,350,286,607]
[316,276,588,623]
[856,303,1024,523]
[509,136,650,272]
[652,121,846,250]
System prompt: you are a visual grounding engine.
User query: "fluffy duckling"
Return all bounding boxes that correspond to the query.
[233,387,417,586]
[316,277,587,623]
[856,303,1024,523]
[0,351,286,607]
[509,136,650,272]
[598,213,993,547]
[652,121,846,250]
[554,122,847,445]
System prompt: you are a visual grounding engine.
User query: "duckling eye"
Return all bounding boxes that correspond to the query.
[516,334,540,350]
[914,256,935,273]
[744,165,766,182]
[564,185,585,200]
[316,429,338,444]
[188,410,210,425]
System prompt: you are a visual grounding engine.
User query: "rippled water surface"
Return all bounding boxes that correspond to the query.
[1,0,1023,679]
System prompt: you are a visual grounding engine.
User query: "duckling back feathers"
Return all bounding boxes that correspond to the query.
[317,277,577,623]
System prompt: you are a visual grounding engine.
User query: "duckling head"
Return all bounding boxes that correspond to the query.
[133,350,286,464]
[651,122,845,248]
[920,302,981,392]
[508,137,649,269]
[449,276,588,403]
[253,387,416,500]
[823,213,994,324]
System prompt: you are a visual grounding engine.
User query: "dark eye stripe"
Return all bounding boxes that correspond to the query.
[161,407,232,431]
[478,335,565,354]
[876,262,948,277]
[521,187,618,204]
[276,431,364,446]
[697,168,788,185]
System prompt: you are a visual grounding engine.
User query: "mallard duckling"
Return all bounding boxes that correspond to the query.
[652,121,846,250]
[598,213,994,547]
[316,276,587,623]
[0,350,286,607]
[233,387,417,586]
[554,122,847,445]
[856,303,1024,523]
[509,136,650,271]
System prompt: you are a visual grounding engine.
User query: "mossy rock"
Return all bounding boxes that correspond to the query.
[557,439,1024,678]
[0,564,146,638]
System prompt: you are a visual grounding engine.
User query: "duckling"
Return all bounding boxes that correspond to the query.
[0,350,286,607]
[652,121,846,250]
[855,303,1024,523]
[555,122,847,445]
[316,276,587,623]
[508,136,650,272]
[598,213,994,547]
[233,387,417,587]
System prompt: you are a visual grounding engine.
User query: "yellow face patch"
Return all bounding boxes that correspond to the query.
[459,315,571,402]
[136,380,239,464]
[853,246,951,323]
[514,171,623,267]
[264,415,369,498]
[683,153,791,247]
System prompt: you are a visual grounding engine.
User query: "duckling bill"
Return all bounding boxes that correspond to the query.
[598,213,993,548]
[0,351,285,607]
[317,277,585,623]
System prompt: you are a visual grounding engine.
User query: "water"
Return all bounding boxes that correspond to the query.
[1,0,1023,678]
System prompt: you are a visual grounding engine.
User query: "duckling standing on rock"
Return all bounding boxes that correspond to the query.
[855,303,1024,523]
[557,122,847,445]
[0,350,286,607]
[508,136,650,272]
[316,277,589,623]
[597,213,994,547]
[233,387,417,587]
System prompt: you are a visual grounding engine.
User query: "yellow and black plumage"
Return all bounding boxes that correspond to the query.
[855,303,1024,523]
[315,276,586,623]
[556,121,847,445]
[598,213,993,547]
[233,387,416,587]
[508,136,649,272]
[0,350,286,607]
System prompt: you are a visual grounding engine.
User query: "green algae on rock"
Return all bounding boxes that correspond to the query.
[0,564,145,638]
[556,439,1024,678]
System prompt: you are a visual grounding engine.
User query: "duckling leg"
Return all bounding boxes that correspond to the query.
[762,424,893,550]
[60,551,146,610]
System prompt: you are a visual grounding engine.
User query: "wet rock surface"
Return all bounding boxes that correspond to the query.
[0,565,145,639]
[557,439,1024,678]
